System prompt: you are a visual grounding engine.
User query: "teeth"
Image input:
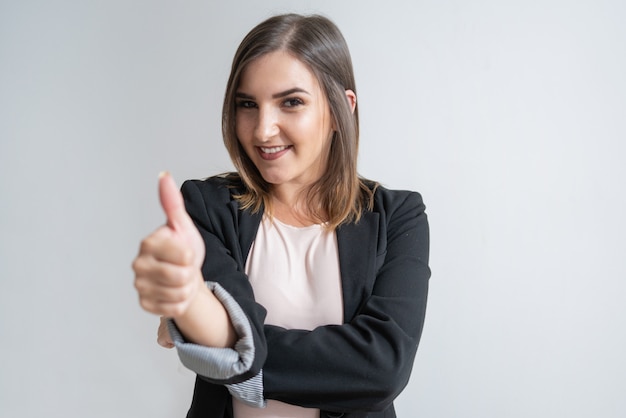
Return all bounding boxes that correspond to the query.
[260,146,289,154]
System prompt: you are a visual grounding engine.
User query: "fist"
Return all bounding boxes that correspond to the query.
[132,172,206,318]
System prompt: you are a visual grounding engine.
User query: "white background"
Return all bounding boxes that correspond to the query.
[1,1,625,417]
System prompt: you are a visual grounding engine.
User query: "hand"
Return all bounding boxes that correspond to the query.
[133,172,206,318]
[157,316,175,349]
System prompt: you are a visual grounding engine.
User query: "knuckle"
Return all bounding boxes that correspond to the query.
[156,263,181,286]
[169,264,191,287]
[139,229,166,254]
[139,237,153,254]
[132,257,147,275]
[139,298,153,313]
[134,277,145,292]
[180,248,194,265]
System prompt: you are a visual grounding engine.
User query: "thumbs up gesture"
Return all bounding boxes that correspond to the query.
[133,172,206,318]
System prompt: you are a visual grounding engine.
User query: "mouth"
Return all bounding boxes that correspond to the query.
[260,145,290,154]
[257,145,292,160]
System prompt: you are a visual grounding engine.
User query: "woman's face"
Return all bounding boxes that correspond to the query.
[235,51,334,192]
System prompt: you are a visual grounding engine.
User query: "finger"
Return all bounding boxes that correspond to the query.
[141,298,191,318]
[157,317,175,349]
[137,228,194,265]
[158,171,194,232]
[133,256,194,287]
[135,273,197,308]
[158,338,175,349]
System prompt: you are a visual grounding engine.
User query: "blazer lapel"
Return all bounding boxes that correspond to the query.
[230,200,263,270]
[336,212,380,322]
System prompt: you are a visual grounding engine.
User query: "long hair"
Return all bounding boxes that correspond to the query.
[222,14,375,229]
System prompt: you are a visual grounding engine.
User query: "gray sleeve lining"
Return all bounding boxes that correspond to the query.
[167,281,256,380]
[226,371,266,408]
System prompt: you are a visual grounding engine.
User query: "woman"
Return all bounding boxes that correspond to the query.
[133,13,430,418]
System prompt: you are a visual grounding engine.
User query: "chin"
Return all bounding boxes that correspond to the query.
[259,170,289,186]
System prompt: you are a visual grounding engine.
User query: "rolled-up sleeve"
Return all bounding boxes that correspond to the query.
[167,281,256,380]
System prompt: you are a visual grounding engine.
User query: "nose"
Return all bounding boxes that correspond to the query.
[254,106,279,142]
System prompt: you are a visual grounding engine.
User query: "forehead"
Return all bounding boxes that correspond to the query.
[238,51,321,93]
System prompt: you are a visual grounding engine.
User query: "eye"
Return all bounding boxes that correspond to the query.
[283,97,304,108]
[236,100,257,109]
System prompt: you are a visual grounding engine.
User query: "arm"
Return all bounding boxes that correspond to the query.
[134,172,236,348]
[262,191,430,412]
[168,178,268,385]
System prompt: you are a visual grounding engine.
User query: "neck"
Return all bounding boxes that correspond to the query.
[269,183,304,208]
[269,184,326,227]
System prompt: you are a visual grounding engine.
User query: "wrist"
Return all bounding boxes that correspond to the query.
[171,276,237,348]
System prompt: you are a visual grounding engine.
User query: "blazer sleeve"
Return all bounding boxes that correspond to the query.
[262,190,430,413]
[168,179,268,385]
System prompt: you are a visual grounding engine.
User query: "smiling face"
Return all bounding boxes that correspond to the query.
[235,51,335,194]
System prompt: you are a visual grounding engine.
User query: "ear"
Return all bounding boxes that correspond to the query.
[345,89,357,114]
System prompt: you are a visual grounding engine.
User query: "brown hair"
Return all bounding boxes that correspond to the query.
[222,13,375,229]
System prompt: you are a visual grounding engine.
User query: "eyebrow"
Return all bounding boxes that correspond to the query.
[235,87,311,100]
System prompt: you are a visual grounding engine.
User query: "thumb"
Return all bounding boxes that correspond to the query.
[158,171,192,232]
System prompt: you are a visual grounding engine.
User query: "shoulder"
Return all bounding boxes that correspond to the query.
[369,182,426,218]
[367,183,429,265]
[182,173,243,197]
[179,173,247,224]
[180,173,245,207]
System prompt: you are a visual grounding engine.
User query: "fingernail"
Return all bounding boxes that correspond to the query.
[159,171,170,179]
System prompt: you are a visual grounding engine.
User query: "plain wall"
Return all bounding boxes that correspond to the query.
[1,1,625,417]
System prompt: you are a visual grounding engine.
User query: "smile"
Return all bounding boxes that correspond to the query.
[257,145,292,160]
[260,145,290,154]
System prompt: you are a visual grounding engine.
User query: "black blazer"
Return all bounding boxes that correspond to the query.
[179,176,430,418]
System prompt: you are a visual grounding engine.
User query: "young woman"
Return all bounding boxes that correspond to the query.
[133,13,430,418]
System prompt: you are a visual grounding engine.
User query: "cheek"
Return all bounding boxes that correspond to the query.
[297,113,327,140]
[235,116,250,142]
